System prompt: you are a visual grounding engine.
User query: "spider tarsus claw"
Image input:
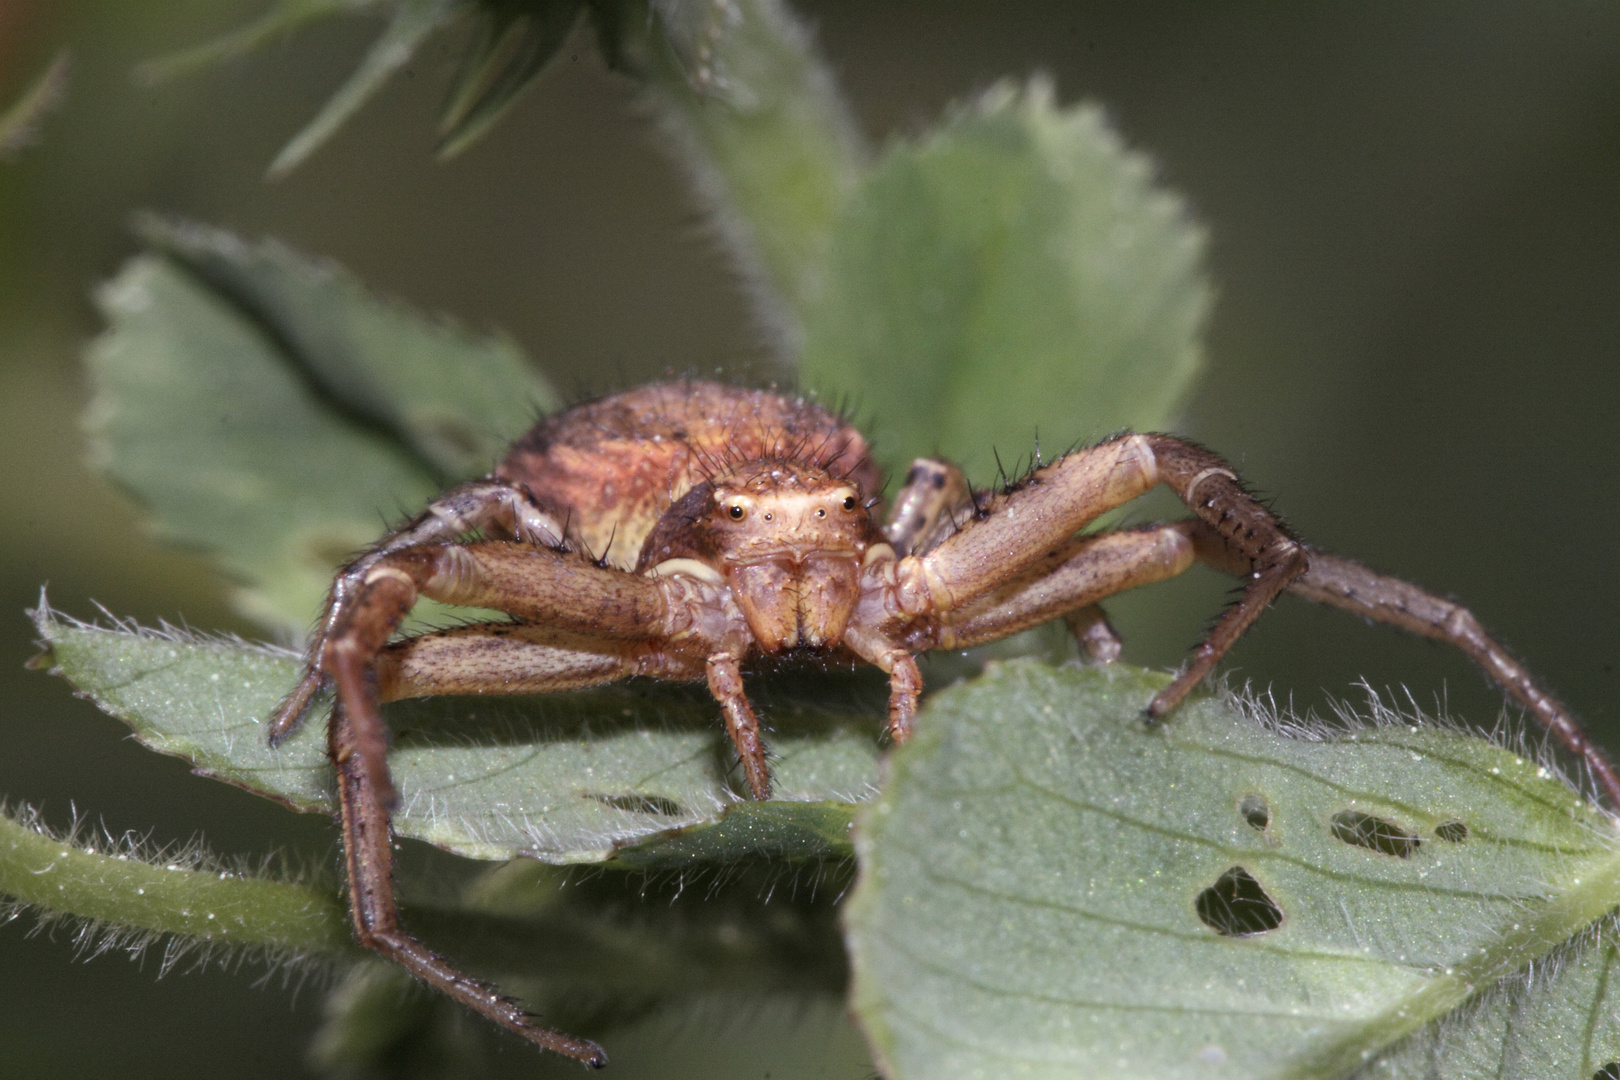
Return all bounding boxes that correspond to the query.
[1144,686,1181,722]
[267,673,324,745]
[544,1029,607,1068]
[265,710,300,748]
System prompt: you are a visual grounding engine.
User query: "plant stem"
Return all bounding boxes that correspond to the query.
[0,806,355,957]
[614,0,867,354]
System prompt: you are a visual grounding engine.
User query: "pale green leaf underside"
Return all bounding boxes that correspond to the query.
[845,661,1620,1080]
[85,225,551,638]
[33,609,874,866]
[132,215,557,484]
[800,79,1209,480]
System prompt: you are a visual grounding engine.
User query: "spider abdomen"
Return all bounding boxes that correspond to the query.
[494,382,880,569]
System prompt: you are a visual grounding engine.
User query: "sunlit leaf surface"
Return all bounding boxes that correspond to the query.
[845,661,1620,1079]
[1363,916,1620,1080]
[33,608,875,866]
[800,79,1208,480]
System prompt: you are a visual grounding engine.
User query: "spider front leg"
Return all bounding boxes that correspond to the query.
[869,434,1620,808]
[321,540,669,805]
[874,435,1306,712]
[330,697,609,1067]
[306,540,681,1064]
[883,456,1125,661]
[268,480,565,743]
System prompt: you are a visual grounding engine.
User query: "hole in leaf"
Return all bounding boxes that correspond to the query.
[1331,810,1420,858]
[1238,794,1270,831]
[1593,1064,1620,1080]
[1434,820,1469,843]
[1195,866,1283,936]
[585,792,684,816]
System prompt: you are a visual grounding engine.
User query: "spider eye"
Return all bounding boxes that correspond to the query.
[727,504,745,521]
[842,495,858,511]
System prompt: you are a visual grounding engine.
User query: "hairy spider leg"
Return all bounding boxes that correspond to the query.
[1290,554,1620,807]
[1141,436,1312,714]
[882,456,978,558]
[368,591,779,803]
[879,438,1620,807]
[885,455,1130,662]
[852,435,1304,736]
[918,524,1204,651]
[324,541,668,804]
[269,480,564,744]
[374,622,645,699]
[706,654,772,799]
[329,697,607,1068]
[313,541,688,1063]
[1066,605,1126,663]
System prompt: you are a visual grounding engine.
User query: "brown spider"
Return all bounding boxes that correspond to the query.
[267,380,1617,1066]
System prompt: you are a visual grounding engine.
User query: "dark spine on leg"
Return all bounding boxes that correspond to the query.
[1146,438,1309,714]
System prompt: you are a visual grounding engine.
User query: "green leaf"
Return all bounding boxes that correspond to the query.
[437,0,585,160]
[133,215,556,484]
[1364,917,1620,1079]
[844,661,1620,1079]
[267,0,467,179]
[85,222,553,635]
[85,254,436,633]
[800,79,1209,480]
[32,607,875,866]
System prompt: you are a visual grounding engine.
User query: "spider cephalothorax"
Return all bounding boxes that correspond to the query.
[637,459,884,653]
[267,380,1618,1068]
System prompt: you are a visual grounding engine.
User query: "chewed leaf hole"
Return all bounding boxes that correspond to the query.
[1593,1064,1620,1080]
[1434,820,1469,843]
[1331,810,1420,858]
[1238,794,1270,831]
[1195,866,1283,936]
[585,792,685,816]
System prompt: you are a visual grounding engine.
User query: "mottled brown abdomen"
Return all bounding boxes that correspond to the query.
[496,382,881,569]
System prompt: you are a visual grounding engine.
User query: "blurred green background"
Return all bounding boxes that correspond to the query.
[3,2,1620,1076]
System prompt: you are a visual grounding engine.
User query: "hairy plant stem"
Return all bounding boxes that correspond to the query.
[614,0,867,354]
[0,806,354,956]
